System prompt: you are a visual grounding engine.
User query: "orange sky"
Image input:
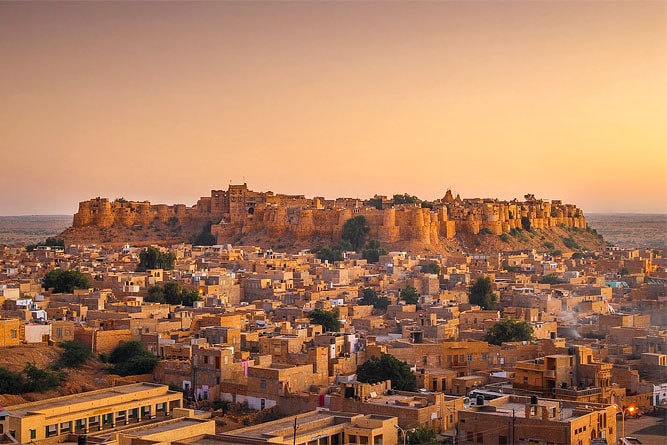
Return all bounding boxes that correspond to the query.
[1,1,665,215]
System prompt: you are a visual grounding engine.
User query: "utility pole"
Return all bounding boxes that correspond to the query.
[293,417,297,445]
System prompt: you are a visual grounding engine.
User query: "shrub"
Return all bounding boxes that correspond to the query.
[57,340,93,368]
[108,341,158,376]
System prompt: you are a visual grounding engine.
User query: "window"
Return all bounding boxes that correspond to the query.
[56,328,63,338]
[260,379,267,389]
[482,353,487,361]
[46,424,58,437]
[30,429,36,440]
[10,330,17,339]
[466,432,473,442]
[468,354,473,362]
[477,432,483,443]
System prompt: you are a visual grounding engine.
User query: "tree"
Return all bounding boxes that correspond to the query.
[341,216,370,251]
[136,246,176,272]
[399,286,420,305]
[22,363,65,393]
[27,237,65,252]
[317,246,344,263]
[42,269,91,293]
[521,216,532,231]
[57,340,93,368]
[539,274,562,284]
[362,239,387,264]
[307,309,341,332]
[392,193,420,205]
[108,341,158,376]
[367,197,383,210]
[190,221,216,246]
[406,425,438,445]
[356,353,416,392]
[421,262,440,274]
[358,287,389,310]
[145,282,200,306]
[468,276,497,310]
[484,318,534,346]
[0,367,24,394]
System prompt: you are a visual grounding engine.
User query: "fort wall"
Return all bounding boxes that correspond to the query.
[71,185,588,247]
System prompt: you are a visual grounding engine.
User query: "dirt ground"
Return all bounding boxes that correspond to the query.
[0,343,114,407]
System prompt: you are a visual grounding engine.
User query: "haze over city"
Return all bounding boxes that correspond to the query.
[1,1,665,216]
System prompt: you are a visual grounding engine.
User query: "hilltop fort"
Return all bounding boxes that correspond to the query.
[62,184,597,253]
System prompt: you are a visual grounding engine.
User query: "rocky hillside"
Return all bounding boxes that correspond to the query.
[0,344,114,406]
[59,220,605,255]
[59,217,212,248]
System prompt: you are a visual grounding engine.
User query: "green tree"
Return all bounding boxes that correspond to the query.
[137,246,176,271]
[358,287,390,310]
[484,318,534,346]
[356,353,416,392]
[421,262,440,274]
[521,216,532,231]
[367,197,383,210]
[400,286,420,305]
[42,269,91,293]
[108,341,158,376]
[341,216,370,251]
[0,367,24,394]
[27,237,65,252]
[145,282,200,306]
[190,221,216,246]
[57,340,93,368]
[362,239,387,264]
[562,236,580,250]
[392,194,420,205]
[468,276,497,310]
[22,363,65,393]
[317,246,344,263]
[307,309,341,332]
[539,274,562,284]
[406,425,438,445]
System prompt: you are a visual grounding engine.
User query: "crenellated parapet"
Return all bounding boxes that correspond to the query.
[72,186,589,248]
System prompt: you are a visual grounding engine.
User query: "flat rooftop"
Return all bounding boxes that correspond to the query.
[122,418,212,437]
[6,383,175,417]
[466,401,576,421]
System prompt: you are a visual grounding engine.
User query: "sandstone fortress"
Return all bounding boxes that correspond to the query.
[71,184,588,247]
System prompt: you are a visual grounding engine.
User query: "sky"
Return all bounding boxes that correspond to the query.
[1,1,665,216]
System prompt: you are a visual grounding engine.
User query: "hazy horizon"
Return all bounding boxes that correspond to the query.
[1,1,665,215]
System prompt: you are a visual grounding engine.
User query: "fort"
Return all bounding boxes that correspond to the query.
[71,184,588,247]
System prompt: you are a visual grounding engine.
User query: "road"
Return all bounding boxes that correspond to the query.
[621,410,666,445]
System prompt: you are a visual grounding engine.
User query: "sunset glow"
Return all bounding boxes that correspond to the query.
[1,1,665,215]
